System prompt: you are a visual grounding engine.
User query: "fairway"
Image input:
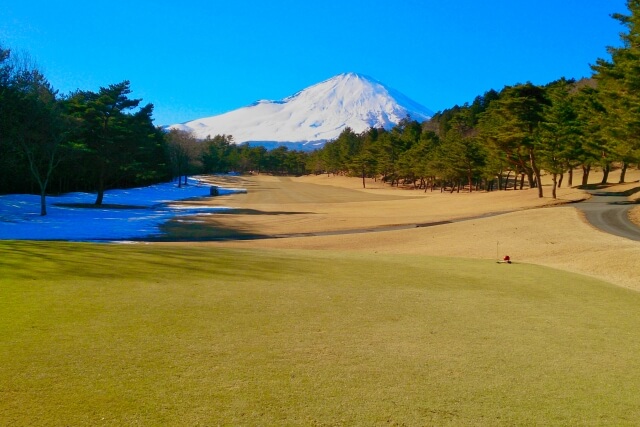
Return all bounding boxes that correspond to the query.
[3,241,640,425]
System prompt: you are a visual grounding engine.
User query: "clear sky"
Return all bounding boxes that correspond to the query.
[0,0,628,126]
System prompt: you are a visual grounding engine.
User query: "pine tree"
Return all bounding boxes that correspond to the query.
[538,79,581,198]
[66,81,160,205]
[592,0,640,182]
[478,83,549,196]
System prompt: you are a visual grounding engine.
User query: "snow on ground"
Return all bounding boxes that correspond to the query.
[0,178,244,241]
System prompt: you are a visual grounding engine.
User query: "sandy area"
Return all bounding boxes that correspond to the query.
[172,170,640,291]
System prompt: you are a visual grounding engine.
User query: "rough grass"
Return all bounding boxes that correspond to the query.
[2,241,640,425]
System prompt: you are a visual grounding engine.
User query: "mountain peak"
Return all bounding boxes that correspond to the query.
[170,73,433,149]
[337,71,371,79]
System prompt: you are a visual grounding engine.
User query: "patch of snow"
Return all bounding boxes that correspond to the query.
[0,178,244,241]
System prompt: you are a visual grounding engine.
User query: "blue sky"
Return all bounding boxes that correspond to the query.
[0,0,628,126]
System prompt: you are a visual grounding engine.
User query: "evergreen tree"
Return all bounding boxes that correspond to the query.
[349,128,379,188]
[0,45,21,194]
[538,78,581,198]
[478,83,549,197]
[66,81,161,205]
[572,83,608,186]
[435,111,486,192]
[202,134,235,173]
[592,0,640,183]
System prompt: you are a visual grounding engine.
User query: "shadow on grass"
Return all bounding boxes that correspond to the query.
[578,183,640,197]
[54,203,150,210]
[610,200,640,205]
[214,208,314,216]
[0,240,306,283]
[152,222,272,242]
[152,208,315,241]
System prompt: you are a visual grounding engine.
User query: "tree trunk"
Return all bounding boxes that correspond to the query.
[40,191,47,216]
[551,173,557,199]
[29,168,49,216]
[362,167,366,189]
[619,162,628,183]
[520,173,525,190]
[95,172,105,206]
[558,173,564,188]
[601,163,610,185]
[581,165,590,186]
[529,148,543,198]
[24,145,56,216]
[568,167,573,187]
[95,188,105,206]
[525,169,535,189]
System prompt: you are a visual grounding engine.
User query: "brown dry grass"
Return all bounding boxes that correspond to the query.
[630,184,640,226]
[631,207,640,225]
[168,169,640,291]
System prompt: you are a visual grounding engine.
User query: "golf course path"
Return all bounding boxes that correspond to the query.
[572,188,640,241]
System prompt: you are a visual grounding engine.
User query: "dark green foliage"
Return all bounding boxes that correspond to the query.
[198,136,306,176]
[65,81,170,205]
[477,83,550,197]
[310,1,640,195]
[0,47,74,213]
[0,47,171,207]
[591,0,640,183]
[0,46,30,195]
[2,0,640,208]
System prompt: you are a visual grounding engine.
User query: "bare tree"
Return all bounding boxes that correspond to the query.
[165,129,201,186]
[5,51,69,215]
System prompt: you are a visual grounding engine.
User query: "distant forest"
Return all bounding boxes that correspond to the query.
[1,1,640,215]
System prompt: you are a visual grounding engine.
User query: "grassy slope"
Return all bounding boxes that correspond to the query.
[2,241,640,425]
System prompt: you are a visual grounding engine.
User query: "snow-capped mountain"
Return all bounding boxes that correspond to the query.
[169,72,433,149]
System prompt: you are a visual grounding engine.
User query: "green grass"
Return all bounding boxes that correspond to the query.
[2,241,640,425]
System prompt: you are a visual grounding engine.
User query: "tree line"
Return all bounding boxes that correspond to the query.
[177,1,640,200]
[164,130,307,187]
[2,1,640,214]
[0,48,307,215]
[308,1,640,198]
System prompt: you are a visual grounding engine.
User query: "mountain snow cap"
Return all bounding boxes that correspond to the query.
[169,72,433,148]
